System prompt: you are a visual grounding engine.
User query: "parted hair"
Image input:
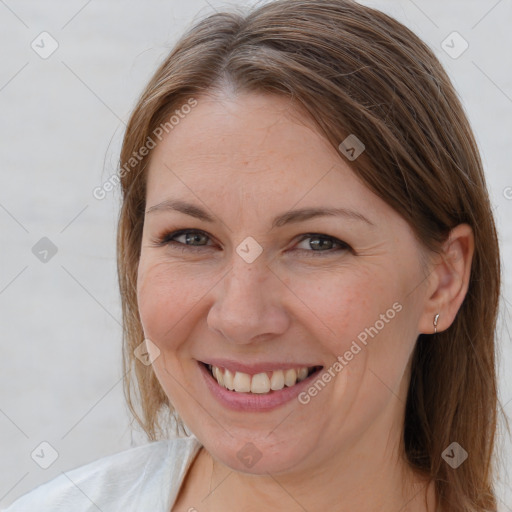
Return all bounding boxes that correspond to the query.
[116,1,501,510]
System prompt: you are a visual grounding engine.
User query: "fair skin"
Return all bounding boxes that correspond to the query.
[136,92,474,512]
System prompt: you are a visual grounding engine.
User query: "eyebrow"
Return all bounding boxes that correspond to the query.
[145,199,375,229]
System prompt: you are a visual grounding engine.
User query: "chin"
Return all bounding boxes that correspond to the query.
[196,425,316,476]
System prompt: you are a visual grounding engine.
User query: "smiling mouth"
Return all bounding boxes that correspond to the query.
[201,362,323,394]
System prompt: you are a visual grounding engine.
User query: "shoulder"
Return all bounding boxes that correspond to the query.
[2,436,202,512]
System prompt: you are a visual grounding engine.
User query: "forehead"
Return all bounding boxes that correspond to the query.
[144,92,393,227]
[150,93,334,176]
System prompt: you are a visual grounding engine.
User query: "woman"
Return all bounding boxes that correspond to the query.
[3,0,501,511]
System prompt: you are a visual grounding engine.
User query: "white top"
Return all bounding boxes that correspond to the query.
[2,436,202,512]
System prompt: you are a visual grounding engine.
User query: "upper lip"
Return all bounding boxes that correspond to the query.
[199,358,323,375]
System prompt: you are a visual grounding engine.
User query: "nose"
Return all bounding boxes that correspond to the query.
[207,257,290,345]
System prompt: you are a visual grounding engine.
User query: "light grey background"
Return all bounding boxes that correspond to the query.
[0,0,511,509]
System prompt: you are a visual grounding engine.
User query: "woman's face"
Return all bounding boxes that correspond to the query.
[137,92,431,475]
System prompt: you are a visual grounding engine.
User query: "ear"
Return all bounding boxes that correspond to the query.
[418,223,475,335]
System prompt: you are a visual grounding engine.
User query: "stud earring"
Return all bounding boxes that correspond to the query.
[433,313,440,334]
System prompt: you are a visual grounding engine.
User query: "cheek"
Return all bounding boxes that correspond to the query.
[294,263,416,402]
[281,266,392,356]
[136,259,210,349]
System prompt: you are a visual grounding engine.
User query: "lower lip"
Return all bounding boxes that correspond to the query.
[198,361,322,412]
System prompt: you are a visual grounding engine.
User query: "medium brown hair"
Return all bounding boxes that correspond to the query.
[116,1,501,510]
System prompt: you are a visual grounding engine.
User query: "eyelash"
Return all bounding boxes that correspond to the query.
[150,229,352,257]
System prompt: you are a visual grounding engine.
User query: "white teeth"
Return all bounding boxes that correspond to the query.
[284,368,297,387]
[214,366,224,386]
[251,373,271,393]
[233,371,251,392]
[270,370,285,390]
[208,365,315,394]
[297,367,308,381]
[223,368,235,390]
